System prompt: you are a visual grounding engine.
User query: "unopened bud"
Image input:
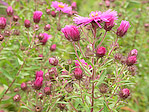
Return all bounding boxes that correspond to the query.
[46,9,51,15]
[50,44,56,51]
[44,24,51,31]
[49,57,58,66]
[13,94,21,102]
[13,16,19,22]
[21,82,27,91]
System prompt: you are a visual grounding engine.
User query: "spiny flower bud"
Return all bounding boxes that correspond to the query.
[40,33,51,45]
[126,56,137,66]
[34,24,39,31]
[24,20,31,28]
[46,9,51,15]
[35,70,43,78]
[49,57,58,66]
[13,15,19,22]
[34,77,43,90]
[51,11,56,17]
[13,94,21,102]
[105,0,110,8]
[96,46,106,57]
[99,83,108,94]
[44,24,51,31]
[119,88,130,99]
[74,68,83,80]
[44,87,51,95]
[21,82,27,91]
[6,6,13,16]
[38,93,44,99]
[50,44,56,51]
[61,25,80,42]
[0,17,6,29]
[38,33,44,40]
[33,11,43,23]
[116,20,130,37]
[0,34,4,41]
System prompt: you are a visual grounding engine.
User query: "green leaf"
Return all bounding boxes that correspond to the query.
[103,101,109,112]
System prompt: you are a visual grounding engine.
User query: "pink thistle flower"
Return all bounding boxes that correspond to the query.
[33,11,43,23]
[0,17,6,29]
[129,49,138,57]
[102,9,118,31]
[119,88,130,99]
[116,20,130,37]
[40,33,52,45]
[51,1,72,13]
[61,25,80,41]
[24,19,31,28]
[35,70,43,78]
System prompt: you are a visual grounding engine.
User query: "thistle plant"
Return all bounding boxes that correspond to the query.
[0,0,139,112]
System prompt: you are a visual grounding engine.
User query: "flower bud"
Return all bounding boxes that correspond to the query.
[114,53,122,61]
[128,65,137,72]
[21,82,27,91]
[74,68,83,80]
[13,94,21,102]
[34,24,39,31]
[6,6,13,16]
[14,88,20,92]
[65,82,74,93]
[50,44,56,51]
[0,34,4,41]
[24,20,31,28]
[119,88,130,99]
[120,56,127,64]
[99,83,108,94]
[35,106,42,112]
[4,30,11,37]
[62,25,80,42]
[126,56,137,66]
[36,70,43,79]
[49,67,58,77]
[128,49,138,57]
[13,15,19,22]
[105,0,110,8]
[38,54,43,60]
[13,30,20,36]
[46,9,51,15]
[0,17,6,29]
[34,77,43,90]
[44,24,51,31]
[67,59,72,65]
[116,20,130,37]
[40,33,51,45]
[33,11,43,23]
[58,103,66,111]
[44,87,51,95]
[51,11,56,17]
[96,46,106,57]
[71,2,77,9]
[49,57,58,66]
[38,93,44,99]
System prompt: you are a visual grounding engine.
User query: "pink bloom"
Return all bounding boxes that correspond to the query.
[34,77,43,90]
[36,70,43,78]
[61,25,80,41]
[96,46,106,57]
[0,17,6,29]
[75,59,92,69]
[103,9,118,31]
[6,6,13,16]
[71,2,77,9]
[40,33,51,45]
[74,68,83,80]
[33,11,43,23]
[74,9,117,28]
[116,20,130,37]
[51,1,72,13]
